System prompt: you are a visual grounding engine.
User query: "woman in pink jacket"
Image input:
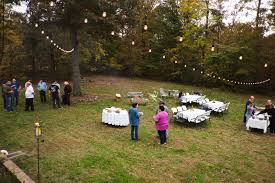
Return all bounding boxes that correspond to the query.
[153,105,169,145]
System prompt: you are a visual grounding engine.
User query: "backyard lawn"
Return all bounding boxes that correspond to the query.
[0,75,274,183]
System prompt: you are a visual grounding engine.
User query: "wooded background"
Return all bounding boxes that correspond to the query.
[0,0,274,95]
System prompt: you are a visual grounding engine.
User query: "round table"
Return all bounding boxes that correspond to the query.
[102,108,129,126]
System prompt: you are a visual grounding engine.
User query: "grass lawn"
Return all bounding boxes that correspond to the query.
[0,75,275,183]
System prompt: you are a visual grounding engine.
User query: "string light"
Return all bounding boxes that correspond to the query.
[27,14,31,18]
[111,31,115,36]
[131,41,135,45]
[102,12,107,17]
[163,55,166,59]
[144,24,148,31]
[179,37,183,42]
[41,30,44,34]
[148,49,152,53]
[264,63,268,68]
[175,60,178,64]
[49,1,54,7]
[84,18,88,24]
[239,56,243,60]
[46,36,49,39]
[35,23,38,28]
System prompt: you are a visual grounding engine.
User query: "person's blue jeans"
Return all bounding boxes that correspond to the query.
[131,125,139,140]
[158,130,167,144]
[5,96,13,112]
[13,91,19,106]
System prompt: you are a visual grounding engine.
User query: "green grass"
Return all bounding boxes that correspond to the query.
[0,75,275,183]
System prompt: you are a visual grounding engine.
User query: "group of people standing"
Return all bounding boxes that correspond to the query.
[128,101,169,145]
[1,79,72,112]
[244,96,275,134]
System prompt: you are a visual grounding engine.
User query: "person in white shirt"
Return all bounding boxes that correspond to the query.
[25,82,34,111]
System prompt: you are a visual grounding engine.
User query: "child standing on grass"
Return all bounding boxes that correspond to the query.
[153,105,169,145]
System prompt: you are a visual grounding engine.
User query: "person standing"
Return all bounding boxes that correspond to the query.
[129,103,142,141]
[37,80,47,103]
[63,81,72,105]
[25,82,34,111]
[258,100,275,134]
[153,105,169,145]
[245,102,256,124]
[49,81,61,109]
[11,78,20,106]
[4,81,14,112]
[243,96,256,123]
[1,83,6,111]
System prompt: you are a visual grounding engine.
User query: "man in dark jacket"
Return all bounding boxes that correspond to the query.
[2,83,6,110]
[49,81,61,109]
[258,100,275,134]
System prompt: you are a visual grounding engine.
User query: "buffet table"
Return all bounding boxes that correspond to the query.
[246,114,270,133]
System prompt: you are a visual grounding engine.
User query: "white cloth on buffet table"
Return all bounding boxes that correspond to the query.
[102,107,129,126]
[246,114,270,133]
[204,101,224,110]
[180,95,203,103]
[177,109,206,121]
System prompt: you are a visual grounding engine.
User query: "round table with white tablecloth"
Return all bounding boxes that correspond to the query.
[177,108,207,122]
[246,114,270,133]
[102,107,129,126]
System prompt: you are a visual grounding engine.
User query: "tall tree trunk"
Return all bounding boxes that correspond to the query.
[255,0,262,30]
[205,0,209,38]
[31,43,36,76]
[70,29,82,96]
[0,0,5,65]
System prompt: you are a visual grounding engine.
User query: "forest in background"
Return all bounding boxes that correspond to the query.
[0,0,274,95]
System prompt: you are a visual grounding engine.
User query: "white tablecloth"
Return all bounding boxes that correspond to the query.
[204,101,224,110]
[102,108,129,126]
[180,95,203,103]
[177,109,206,121]
[246,114,270,133]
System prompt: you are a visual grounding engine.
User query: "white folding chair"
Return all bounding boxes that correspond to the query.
[177,107,183,112]
[181,106,187,111]
[171,108,178,115]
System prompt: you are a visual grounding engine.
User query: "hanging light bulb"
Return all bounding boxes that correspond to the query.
[163,55,166,59]
[102,11,107,17]
[201,71,203,74]
[27,14,31,18]
[148,49,152,53]
[49,1,54,7]
[179,36,183,42]
[50,40,53,43]
[111,31,115,36]
[46,36,49,39]
[264,63,268,68]
[54,43,56,46]
[193,68,196,71]
[131,41,135,45]
[35,23,38,27]
[184,65,187,68]
[41,30,44,34]
[144,24,148,31]
[175,60,178,64]
[239,56,243,60]
[84,18,88,24]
